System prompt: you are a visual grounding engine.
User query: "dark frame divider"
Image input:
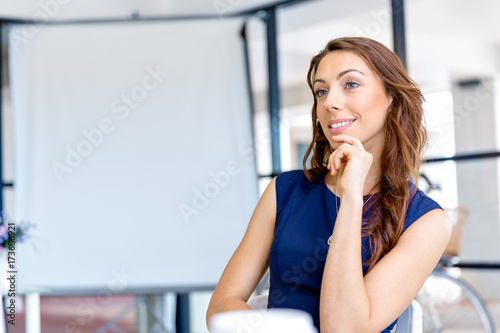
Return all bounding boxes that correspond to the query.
[0,21,7,212]
[0,22,4,214]
[264,7,282,176]
[240,22,258,182]
[0,25,4,333]
[424,151,500,163]
[391,0,406,69]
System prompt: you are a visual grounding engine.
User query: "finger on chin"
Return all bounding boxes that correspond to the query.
[332,134,353,141]
[332,134,364,150]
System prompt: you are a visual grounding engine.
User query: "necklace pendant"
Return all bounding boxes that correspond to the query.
[327,235,332,245]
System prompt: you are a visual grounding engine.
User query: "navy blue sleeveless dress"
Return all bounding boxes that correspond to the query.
[267,170,442,332]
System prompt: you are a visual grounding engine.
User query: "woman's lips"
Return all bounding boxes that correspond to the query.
[328,119,356,134]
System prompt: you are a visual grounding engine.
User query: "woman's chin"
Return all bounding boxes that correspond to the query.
[329,141,342,150]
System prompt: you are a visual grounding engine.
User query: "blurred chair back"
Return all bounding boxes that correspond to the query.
[247,294,269,310]
[393,300,423,333]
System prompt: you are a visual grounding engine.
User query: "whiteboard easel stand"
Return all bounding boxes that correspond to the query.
[25,292,40,333]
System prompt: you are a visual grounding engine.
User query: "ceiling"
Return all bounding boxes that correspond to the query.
[0,0,287,20]
[1,0,499,93]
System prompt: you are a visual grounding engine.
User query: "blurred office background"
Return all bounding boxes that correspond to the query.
[1,0,500,332]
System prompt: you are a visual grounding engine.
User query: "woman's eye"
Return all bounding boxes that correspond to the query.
[345,81,359,89]
[315,89,327,98]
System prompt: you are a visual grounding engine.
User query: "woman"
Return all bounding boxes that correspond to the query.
[206,37,451,332]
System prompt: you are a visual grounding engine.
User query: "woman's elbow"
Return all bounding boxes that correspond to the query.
[206,298,222,330]
[206,295,253,330]
[206,295,222,329]
[206,304,214,329]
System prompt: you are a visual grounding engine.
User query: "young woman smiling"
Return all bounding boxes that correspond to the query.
[207,37,451,333]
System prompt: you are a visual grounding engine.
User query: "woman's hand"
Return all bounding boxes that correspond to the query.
[327,134,373,197]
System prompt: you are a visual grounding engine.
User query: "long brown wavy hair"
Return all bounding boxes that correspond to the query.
[303,37,426,274]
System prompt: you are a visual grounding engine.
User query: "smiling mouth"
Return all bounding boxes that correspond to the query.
[330,120,355,129]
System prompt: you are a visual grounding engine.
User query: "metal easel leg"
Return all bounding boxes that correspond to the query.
[136,293,176,333]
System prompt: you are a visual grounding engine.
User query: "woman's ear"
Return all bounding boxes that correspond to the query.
[385,94,394,112]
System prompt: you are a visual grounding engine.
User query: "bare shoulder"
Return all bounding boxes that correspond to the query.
[244,176,277,234]
[234,176,277,256]
[399,208,452,250]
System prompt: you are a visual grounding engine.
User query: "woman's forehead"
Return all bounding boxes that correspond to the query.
[316,51,374,79]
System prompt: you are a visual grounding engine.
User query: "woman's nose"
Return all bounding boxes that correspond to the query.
[323,90,343,111]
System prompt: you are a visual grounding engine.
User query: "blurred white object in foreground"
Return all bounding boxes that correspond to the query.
[208,308,317,333]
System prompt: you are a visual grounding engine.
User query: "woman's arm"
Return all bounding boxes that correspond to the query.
[320,135,452,332]
[206,177,277,328]
[320,204,450,333]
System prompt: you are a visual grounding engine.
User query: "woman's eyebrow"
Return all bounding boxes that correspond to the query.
[313,78,326,85]
[336,68,365,80]
[314,68,365,85]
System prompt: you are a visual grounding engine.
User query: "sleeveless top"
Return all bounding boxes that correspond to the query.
[267,170,442,332]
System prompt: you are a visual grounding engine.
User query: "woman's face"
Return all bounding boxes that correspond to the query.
[313,50,392,153]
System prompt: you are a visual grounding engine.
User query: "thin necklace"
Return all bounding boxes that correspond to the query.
[327,176,375,246]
